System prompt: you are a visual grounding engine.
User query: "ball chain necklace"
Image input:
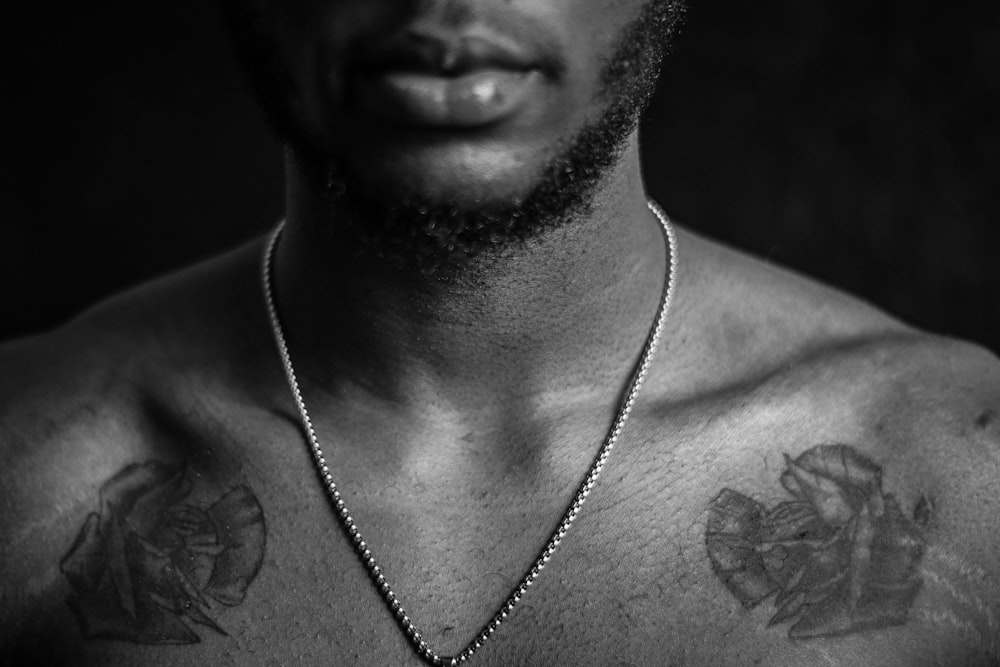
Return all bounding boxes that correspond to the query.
[261,201,678,666]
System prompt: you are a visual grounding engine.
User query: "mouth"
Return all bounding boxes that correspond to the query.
[347,33,550,129]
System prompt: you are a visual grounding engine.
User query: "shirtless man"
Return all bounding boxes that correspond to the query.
[1,1,998,665]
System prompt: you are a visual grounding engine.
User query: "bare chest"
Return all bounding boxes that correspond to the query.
[47,399,991,666]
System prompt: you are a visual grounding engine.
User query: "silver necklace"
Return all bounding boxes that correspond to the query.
[261,201,678,666]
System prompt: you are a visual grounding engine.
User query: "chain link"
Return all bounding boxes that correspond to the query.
[262,202,678,665]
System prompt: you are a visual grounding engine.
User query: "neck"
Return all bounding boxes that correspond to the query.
[272,134,668,415]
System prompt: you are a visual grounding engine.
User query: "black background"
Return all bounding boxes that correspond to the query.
[3,2,998,350]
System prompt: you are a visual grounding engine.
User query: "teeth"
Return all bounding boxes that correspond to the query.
[440,49,460,72]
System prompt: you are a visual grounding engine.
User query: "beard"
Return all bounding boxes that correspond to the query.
[222,0,685,274]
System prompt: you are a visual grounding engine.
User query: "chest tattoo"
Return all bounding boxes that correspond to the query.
[60,461,266,644]
[705,444,925,639]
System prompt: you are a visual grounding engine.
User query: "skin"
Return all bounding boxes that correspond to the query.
[2,1,999,665]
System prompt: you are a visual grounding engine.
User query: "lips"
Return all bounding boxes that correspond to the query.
[347,33,547,129]
[356,34,537,76]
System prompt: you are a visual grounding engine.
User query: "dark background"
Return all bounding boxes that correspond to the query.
[3,2,998,350]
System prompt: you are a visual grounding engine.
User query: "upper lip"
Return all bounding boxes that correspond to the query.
[355,32,538,77]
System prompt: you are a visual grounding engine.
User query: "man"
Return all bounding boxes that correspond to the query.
[1,1,997,664]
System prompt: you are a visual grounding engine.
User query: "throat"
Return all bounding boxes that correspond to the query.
[270,199,670,410]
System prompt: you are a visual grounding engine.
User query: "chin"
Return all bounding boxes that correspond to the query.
[334,138,551,209]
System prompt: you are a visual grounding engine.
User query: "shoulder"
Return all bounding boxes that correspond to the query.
[0,240,270,646]
[665,227,1000,498]
[0,237,264,472]
[647,230,1000,661]
[0,321,153,520]
[662,225,998,416]
[0,321,153,654]
[659,227,913,400]
[761,338,999,661]
[683,227,1000,549]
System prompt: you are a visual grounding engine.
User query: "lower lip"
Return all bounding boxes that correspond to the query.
[352,69,540,129]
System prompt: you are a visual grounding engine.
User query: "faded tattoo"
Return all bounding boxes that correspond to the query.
[706,445,926,638]
[60,461,266,644]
